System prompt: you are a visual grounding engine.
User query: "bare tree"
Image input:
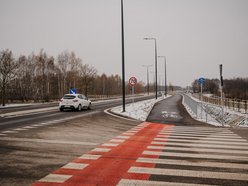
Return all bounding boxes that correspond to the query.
[79,64,97,96]
[57,51,70,94]
[0,49,18,106]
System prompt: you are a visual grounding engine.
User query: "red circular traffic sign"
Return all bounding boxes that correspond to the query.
[129,77,137,86]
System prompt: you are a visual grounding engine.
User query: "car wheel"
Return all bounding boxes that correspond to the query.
[77,104,82,111]
[88,103,91,110]
[60,108,64,111]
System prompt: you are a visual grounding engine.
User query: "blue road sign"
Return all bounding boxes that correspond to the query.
[70,88,77,94]
[198,77,205,85]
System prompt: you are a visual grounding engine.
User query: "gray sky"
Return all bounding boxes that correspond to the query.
[0,0,247,87]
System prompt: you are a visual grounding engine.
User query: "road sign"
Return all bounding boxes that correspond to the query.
[129,77,137,86]
[198,77,205,85]
[70,88,77,94]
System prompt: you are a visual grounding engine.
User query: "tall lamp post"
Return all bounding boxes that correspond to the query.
[158,56,167,96]
[121,0,125,112]
[142,65,152,95]
[144,37,158,99]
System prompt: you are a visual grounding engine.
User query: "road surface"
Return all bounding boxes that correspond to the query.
[1,94,248,185]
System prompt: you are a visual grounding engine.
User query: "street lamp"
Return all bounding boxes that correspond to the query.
[121,0,126,112]
[158,56,167,96]
[144,37,158,99]
[142,65,152,95]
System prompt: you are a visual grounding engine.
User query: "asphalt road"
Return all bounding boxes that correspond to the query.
[0,95,154,132]
[1,94,248,186]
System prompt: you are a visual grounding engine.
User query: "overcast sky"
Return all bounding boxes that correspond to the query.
[0,0,247,87]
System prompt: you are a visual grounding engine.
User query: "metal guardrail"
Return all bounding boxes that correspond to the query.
[194,94,248,114]
[183,93,248,127]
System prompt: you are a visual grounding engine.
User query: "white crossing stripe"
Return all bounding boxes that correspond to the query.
[122,132,135,136]
[152,141,248,150]
[79,154,101,160]
[117,179,213,186]
[38,174,72,183]
[147,145,248,155]
[164,130,234,134]
[155,138,248,146]
[62,162,88,170]
[110,139,125,143]
[159,132,243,139]
[143,150,248,161]
[2,130,18,134]
[128,167,248,181]
[157,135,247,142]
[159,133,243,139]
[116,135,130,139]
[13,128,28,131]
[92,148,111,152]
[137,157,248,169]
[102,143,119,147]
[23,126,37,129]
[0,133,7,136]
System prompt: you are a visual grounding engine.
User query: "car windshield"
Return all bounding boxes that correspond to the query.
[63,95,76,99]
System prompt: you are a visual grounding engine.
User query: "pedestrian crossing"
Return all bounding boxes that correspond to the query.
[122,125,248,186]
[33,123,248,186]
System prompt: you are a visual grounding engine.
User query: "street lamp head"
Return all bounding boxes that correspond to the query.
[158,56,166,58]
[143,37,155,40]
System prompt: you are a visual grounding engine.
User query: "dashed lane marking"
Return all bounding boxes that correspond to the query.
[0,137,99,146]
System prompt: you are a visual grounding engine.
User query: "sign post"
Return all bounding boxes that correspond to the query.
[198,77,205,120]
[219,64,224,126]
[129,77,137,104]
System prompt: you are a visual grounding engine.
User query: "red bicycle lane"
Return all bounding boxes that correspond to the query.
[32,122,173,186]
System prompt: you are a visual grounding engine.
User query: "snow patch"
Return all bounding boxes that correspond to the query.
[111,95,171,121]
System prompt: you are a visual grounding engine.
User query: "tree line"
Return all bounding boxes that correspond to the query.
[192,77,248,100]
[0,49,145,106]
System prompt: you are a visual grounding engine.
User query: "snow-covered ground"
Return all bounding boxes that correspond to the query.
[182,94,248,128]
[111,95,170,121]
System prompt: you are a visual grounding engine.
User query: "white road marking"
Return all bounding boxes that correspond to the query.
[102,143,119,147]
[62,163,88,170]
[116,135,130,139]
[147,145,248,155]
[122,132,135,136]
[117,179,214,186]
[13,128,28,131]
[79,154,101,160]
[0,137,99,146]
[92,148,111,152]
[143,150,248,161]
[156,138,248,146]
[128,167,248,181]
[157,135,247,142]
[110,139,125,143]
[137,157,248,169]
[23,126,37,129]
[159,132,242,138]
[151,141,248,150]
[38,174,72,183]
[2,130,18,134]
